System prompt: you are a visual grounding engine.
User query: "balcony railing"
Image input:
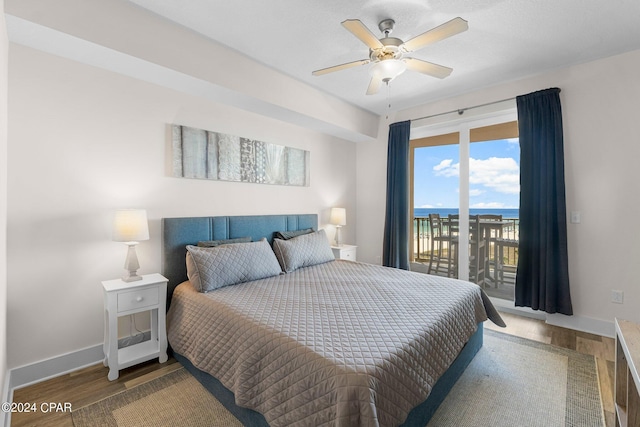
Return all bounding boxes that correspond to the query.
[412,216,519,285]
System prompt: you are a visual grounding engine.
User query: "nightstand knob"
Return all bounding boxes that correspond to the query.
[136,296,143,302]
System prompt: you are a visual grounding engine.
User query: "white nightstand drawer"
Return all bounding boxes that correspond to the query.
[341,249,356,261]
[117,287,159,313]
[331,245,357,262]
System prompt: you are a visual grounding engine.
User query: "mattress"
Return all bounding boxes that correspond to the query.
[167,260,502,426]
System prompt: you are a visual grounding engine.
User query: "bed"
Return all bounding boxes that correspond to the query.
[163,214,504,426]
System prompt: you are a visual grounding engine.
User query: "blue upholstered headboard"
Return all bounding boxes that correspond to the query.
[162,214,318,307]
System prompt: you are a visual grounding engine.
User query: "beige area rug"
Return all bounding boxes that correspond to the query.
[73,330,604,427]
[72,367,242,427]
[427,329,605,427]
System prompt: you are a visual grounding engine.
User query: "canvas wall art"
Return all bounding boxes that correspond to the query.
[172,124,310,186]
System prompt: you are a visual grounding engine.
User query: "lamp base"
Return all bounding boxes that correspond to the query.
[122,273,143,282]
[334,226,343,247]
[122,243,142,283]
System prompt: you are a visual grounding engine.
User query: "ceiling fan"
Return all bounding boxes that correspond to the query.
[312,17,468,95]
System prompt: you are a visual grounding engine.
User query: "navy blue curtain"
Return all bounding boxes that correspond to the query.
[515,88,573,315]
[383,120,411,270]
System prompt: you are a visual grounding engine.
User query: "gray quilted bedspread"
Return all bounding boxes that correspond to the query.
[167,260,503,427]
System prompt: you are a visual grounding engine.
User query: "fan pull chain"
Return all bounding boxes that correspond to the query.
[385,81,391,120]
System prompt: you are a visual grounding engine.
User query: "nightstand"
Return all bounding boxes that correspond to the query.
[102,273,168,381]
[331,244,357,261]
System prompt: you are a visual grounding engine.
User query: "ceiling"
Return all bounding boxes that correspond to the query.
[127,0,640,115]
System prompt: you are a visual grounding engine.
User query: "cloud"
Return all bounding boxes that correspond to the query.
[433,156,520,194]
[471,202,506,208]
[470,157,520,194]
[433,159,458,177]
[471,202,519,209]
[418,204,435,208]
[469,189,484,197]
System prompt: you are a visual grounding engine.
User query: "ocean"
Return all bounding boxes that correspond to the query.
[414,208,519,219]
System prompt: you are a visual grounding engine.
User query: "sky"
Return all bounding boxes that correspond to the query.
[414,138,520,209]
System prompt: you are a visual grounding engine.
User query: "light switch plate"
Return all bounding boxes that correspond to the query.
[570,211,581,224]
[611,290,624,304]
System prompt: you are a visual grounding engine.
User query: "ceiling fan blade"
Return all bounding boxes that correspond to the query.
[312,59,370,76]
[404,58,453,79]
[341,19,384,50]
[366,75,382,95]
[402,17,468,52]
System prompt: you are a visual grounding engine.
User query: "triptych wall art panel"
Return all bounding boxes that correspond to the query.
[172,124,310,186]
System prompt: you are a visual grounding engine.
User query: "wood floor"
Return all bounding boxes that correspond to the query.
[9,358,181,427]
[10,311,615,427]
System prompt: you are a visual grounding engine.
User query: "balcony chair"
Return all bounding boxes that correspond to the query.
[495,237,518,286]
[427,213,457,277]
[478,214,503,287]
[446,214,486,285]
[467,215,487,286]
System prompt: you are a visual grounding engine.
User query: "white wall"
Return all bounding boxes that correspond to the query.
[355,117,393,266]
[6,44,357,369]
[1,0,9,422]
[357,49,640,333]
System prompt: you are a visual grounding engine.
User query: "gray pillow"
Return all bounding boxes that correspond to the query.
[186,238,282,292]
[197,236,251,247]
[273,228,314,240]
[272,229,335,273]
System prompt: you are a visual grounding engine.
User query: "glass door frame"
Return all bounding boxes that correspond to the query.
[409,106,518,280]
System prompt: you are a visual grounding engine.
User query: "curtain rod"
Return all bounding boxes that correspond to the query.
[412,88,561,121]
[412,96,516,122]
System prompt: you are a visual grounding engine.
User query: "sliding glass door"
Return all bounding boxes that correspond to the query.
[410,110,519,300]
[468,137,520,300]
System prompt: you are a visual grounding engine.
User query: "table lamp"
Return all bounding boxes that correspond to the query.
[112,209,149,282]
[330,207,346,246]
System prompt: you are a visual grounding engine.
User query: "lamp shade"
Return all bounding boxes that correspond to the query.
[330,208,347,226]
[112,209,150,242]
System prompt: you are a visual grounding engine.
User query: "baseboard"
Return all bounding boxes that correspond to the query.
[545,313,614,338]
[9,331,153,392]
[490,296,615,338]
[4,345,104,427]
[9,344,104,391]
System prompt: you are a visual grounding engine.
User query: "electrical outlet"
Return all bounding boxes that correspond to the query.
[611,290,624,304]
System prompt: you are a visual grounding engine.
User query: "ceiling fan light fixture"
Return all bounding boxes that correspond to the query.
[371,59,406,83]
[312,17,468,95]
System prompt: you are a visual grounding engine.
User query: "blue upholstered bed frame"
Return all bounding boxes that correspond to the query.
[162,214,482,426]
